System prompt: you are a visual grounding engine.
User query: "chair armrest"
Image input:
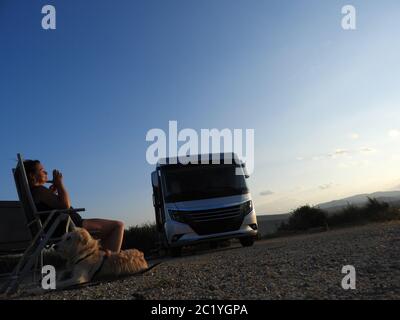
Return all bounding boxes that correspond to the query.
[35,208,85,216]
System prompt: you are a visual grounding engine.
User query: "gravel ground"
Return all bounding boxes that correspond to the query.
[12,221,400,300]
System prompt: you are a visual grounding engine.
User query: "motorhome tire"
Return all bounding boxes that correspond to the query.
[240,237,255,247]
[170,246,182,257]
[209,241,219,249]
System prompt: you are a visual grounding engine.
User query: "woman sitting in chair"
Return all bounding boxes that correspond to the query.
[24,159,124,253]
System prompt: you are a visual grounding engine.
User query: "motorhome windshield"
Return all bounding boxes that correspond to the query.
[161,164,249,202]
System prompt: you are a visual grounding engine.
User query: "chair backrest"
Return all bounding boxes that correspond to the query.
[13,153,42,237]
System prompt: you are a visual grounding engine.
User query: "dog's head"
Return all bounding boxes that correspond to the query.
[55,228,99,261]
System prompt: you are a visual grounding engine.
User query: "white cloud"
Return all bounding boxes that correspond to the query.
[328,149,349,159]
[360,147,377,154]
[388,129,400,138]
[350,133,359,140]
[302,146,376,162]
[319,183,333,190]
[259,190,274,196]
[334,149,348,155]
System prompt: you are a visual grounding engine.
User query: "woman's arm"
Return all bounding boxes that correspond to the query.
[33,170,71,209]
[52,169,71,209]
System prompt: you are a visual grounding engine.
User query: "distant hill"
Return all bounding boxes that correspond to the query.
[256,190,400,236]
[316,191,400,213]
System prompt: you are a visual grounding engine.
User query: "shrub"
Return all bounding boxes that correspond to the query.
[122,222,158,256]
[364,197,390,220]
[276,198,400,235]
[328,203,363,226]
[281,205,327,231]
[327,198,399,227]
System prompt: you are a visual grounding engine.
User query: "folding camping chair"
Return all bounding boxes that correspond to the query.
[0,153,85,296]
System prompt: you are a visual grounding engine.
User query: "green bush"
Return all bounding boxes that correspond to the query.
[328,203,363,226]
[122,222,158,257]
[328,198,399,226]
[278,198,400,233]
[280,205,327,231]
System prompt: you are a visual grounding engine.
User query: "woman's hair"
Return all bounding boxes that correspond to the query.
[23,160,41,185]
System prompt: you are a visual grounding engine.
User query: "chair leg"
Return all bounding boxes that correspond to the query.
[40,248,45,284]
[33,248,44,284]
[41,249,44,274]
[1,215,68,296]
[0,236,39,295]
[2,212,57,291]
[33,252,38,284]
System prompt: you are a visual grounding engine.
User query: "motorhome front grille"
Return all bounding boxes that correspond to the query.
[180,204,244,236]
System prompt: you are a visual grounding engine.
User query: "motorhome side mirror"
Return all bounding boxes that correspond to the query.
[151,171,159,188]
[242,164,250,178]
[152,194,156,207]
[151,171,162,207]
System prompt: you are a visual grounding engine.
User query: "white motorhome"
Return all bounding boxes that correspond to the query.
[151,153,258,256]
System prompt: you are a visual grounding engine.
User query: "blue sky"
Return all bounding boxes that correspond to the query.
[1,0,400,226]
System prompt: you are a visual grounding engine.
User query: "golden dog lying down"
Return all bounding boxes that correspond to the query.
[54,228,148,289]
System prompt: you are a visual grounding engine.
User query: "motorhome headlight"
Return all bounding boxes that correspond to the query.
[169,209,185,223]
[241,200,253,216]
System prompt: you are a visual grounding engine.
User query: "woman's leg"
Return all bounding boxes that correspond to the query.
[82,219,125,252]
